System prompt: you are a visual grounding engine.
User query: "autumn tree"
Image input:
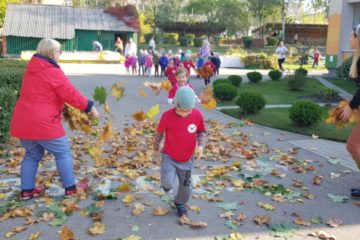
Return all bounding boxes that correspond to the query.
[0,0,21,27]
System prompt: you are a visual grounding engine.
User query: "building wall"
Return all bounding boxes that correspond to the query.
[326,0,360,69]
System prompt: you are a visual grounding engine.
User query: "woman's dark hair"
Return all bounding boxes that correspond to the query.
[278,39,284,46]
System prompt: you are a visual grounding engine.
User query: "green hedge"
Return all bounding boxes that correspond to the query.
[289,100,322,127]
[213,78,232,87]
[247,71,263,83]
[186,34,195,46]
[194,37,203,47]
[242,36,253,49]
[163,33,179,44]
[0,60,26,144]
[236,91,266,114]
[337,56,352,80]
[214,83,238,101]
[266,37,279,46]
[268,69,282,81]
[227,75,242,87]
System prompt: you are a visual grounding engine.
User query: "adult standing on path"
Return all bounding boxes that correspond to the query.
[148,37,156,54]
[124,38,137,56]
[198,39,211,69]
[114,37,123,55]
[275,40,288,72]
[341,23,360,197]
[10,38,99,200]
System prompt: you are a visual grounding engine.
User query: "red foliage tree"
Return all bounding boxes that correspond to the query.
[105,5,139,30]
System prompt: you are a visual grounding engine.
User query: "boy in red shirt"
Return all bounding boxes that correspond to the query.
[154,86,206,217]
[312,48,321,68]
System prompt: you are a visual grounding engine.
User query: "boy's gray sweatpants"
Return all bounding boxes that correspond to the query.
[161,153,194,205]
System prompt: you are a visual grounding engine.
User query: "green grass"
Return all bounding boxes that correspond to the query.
[222,107,354,142]
[324,77,356,95]
[217,78,326,106]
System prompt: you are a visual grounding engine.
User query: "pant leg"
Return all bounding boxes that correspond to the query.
[347,123,360,169]
[161,153,177,190]
[39,137,75,188]
[174,157,194,205]
[20,140,45,190]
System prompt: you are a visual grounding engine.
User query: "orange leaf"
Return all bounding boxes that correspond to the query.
[59,226,75,240]
[88,222,106,236]
[161,80,172,91]
[132,111,147,122]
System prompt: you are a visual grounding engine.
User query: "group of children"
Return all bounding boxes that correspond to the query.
[125,49,221,86]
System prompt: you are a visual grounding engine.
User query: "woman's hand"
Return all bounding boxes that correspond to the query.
[90,107,99,119]
[340,104,353,121]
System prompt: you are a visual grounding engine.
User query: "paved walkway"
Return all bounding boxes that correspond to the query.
[1,64,359,240]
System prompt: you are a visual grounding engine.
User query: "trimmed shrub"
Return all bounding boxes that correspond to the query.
[227,75,242,87]
[287,72,307,91]
[268,69,282,81]
[214,83,238,101]
[242,36,253,49]
[289,100,322,127]
[266,37,279,46]
[194,37,203,47]
[186,34,195,46]
[0,88,18,144]
[163,33,178,44]
[236,91,266,114]
[242,53,276,69]
[213,78,232,87]
[295,67,308,77]
[316,87,339,101]
[337,56,352,80]
[247,71,263,83]
[179,36,187,46]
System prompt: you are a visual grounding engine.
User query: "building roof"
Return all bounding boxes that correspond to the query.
[3,4,137,39]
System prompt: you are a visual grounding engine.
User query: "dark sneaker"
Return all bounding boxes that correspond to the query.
[21,186,44,200]
[65,183,89,197]
[351,188,360,192]
[174,201,188,217]
[351,190,360,197]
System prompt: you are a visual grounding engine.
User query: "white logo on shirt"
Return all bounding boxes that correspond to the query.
[188,124,197,133]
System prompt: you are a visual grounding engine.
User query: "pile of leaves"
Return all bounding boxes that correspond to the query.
[326,99,360,128]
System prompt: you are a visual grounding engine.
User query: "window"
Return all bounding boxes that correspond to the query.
[354,3,360,26]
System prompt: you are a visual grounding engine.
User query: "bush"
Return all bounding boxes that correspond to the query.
[194,37,203,47]
[213,78,232,87]
[289,100,322,127]
[247,71,263,83]
[242,36,253,49]
[242,53,276,69]
[236,91,266,114]
[316,87,339,101]
[0,87,18,144]
[268,69,282,81]
[186,34,195,46]
[179,35,187,46]
[337,56,352,80]
[227,75,242,87]
[163,33,178,44]
[287,72,307,91]
[214,83,238,101]
[295,67,308,76]
[266,37,279,46]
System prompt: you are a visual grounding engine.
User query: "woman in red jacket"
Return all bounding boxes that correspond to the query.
[10,38,99,200]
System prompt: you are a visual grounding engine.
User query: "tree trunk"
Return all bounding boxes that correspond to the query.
[282,0,286,41]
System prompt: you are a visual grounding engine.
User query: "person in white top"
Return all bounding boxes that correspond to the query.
[124,38,137,56]
[148,37,156,54]
[275,40,288,72]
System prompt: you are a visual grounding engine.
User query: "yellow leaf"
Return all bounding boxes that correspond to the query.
[99,121,113,142]
[160,79,172,91]
[189,205,201,213]
[125,235,142,240]
[88,222,106,236]
[199,87,213,103]
[104,102,110,114]
[88,145,103,159]
[253,215,271,225]
[202,98,217,110]
[132,111,147,122]
[5,226,27,238]
[112,83,125,100]
[118,182,132,192]
[146,104,159,119]
[153,207,168,216]
[0,193,7,199]
[28,232,41,240]
[59,226,75,240]
[139,88,148,97]
[294,217,311,226]
[122,194,135,205]
[132,203,146,216]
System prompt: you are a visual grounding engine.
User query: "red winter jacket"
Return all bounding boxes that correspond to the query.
[10,54,92,140]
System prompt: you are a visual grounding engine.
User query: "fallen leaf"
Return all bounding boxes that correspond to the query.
[310,216,323,224]
[132,203,146,216]
[88,222,106,235]
[146,104,160,119]
[118,182,132,192]
[93,86,107,104]
[309,230,336,240]
[312,134,319,139]
[139,88,148,97]
[112,82,125,100]
[179,215,192,225]
[28,232,41,240]
[122,194,135,205]
[58,226,75,240]
[253,215,271,225]
[124,235,142,240]
[190,221,208,228]
[257,201,275,211]
[294,217,311,226]
[189,205,201,213]
[5,226,27,238]
[313,175,323,185]
[236,213,246,222]
[132,225,140,232]
[268,221,297,238]
[104,102,110,114]
[219,211,233,219]
[327,193,349,203]
[132,111,147,122]
[327,219,342,228]
[153,207,168,216]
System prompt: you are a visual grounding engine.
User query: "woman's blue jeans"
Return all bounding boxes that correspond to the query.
[20,136,75,190]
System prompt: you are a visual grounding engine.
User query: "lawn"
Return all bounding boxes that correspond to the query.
[222,107,354,142]
[324,77,356,95]
[217,78,327,106]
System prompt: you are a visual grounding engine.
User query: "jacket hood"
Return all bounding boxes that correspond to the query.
[26,54,60,74]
